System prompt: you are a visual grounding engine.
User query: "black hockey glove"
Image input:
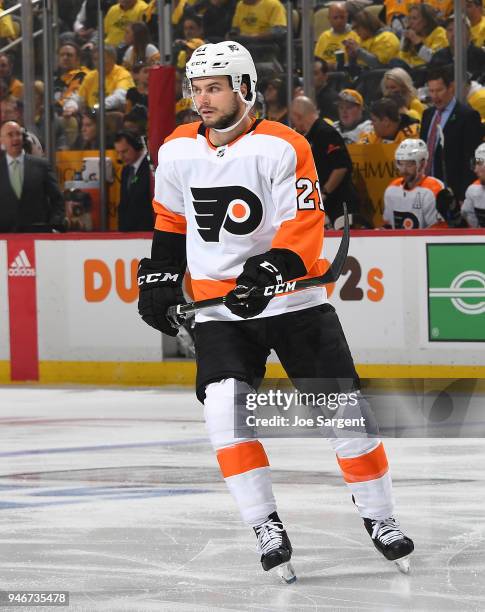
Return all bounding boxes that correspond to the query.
[436,189,465,228]
[225,249,306,319]
[137,258,185,336]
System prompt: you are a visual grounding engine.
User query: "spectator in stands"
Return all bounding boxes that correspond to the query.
[0,52,22,98]
[462,143,485,227]
[123,104,148,134]
[381,68,427,121]
[466,76,485,123]
[333,88,372,143]
[0,121,65,232]
[197,0,237,42]
[383,138,443,229]
[263,77,288,124]
[181,13,205,39]
[420,66,482,202]
[74,0,116,45]
[0,0,18,42]
[398,4,448,68]
[114,130,153,231]
[54,43,91,112]
[383,0,408,36]
[1,96,44,155]
[33,81,69,151]
[125,61,149,112]
[426,0,453,19]
[314,59,339,121]
[122,21,160,68]
[230,0,287,43]
[344,9,400,69]
[68,45,135,112]
[72,110,100,149]
[104,0,148,47]
[467,0,485,47]
[290,96,362,228]
[359,97,420,143]
[314,2,360,70]
[429,15,485,79]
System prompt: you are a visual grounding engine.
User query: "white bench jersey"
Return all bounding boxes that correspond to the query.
[383,176,444,229]
[462,180,485,227]
[153,119,328,322]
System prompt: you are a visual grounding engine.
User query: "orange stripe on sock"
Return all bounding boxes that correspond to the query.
[337,442,389,483]
[217,441,269,478]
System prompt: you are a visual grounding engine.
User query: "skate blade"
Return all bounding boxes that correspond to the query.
[394,554,411,574]
[275,561,297,584]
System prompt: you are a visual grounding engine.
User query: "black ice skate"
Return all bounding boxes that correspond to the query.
[364,516,414,574]
[254,512,296,583]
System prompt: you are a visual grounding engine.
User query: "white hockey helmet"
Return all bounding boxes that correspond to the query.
[185,41,258,132]
[395,138,429,163]
[474,142,485,164]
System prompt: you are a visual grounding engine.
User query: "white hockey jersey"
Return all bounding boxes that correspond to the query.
[462,180,485,228]
[383,176,443,229]
[153,119,327,322]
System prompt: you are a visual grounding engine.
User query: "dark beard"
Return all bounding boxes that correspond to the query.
[203,100,241,130]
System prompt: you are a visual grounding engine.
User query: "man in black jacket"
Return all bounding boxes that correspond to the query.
[0,121,65,232]
[114,130,153,231]
[290,95,361,227]
[420,66,482,202]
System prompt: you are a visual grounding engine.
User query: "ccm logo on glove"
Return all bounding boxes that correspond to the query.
[138,271,181,286]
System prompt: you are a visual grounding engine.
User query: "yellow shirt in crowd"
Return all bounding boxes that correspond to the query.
[358,121,420,145]
[360,30,400,65]
[0,0,17,39]
[384,0,409,21]
[232,0,287,36]
[170,0,198,25]
[8,78,23,98]
[314,28,360,64]
[468,88,485,122]
[78,64,135,108]
[399,26,448,66]
[410,97,426,121]
[56,66,91,107]
[425,0,453,17]
[104,0,148,46]
[470,16,485,48]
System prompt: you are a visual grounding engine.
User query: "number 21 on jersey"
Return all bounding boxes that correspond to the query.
[296,178,324,211]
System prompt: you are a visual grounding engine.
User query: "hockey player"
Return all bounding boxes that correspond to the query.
[383,138,445,229]
[137,41,414,581]
[462,143,485,227]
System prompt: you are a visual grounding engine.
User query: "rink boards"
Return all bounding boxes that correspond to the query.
[0,230,484,384]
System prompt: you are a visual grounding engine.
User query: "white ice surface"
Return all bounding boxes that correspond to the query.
[0,387,484,612]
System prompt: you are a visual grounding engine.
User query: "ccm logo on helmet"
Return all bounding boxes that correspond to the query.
[137,272,181,285]
[191,185,263,242]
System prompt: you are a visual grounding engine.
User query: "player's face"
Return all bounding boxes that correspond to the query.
[396,160,418,182]
[474,159,485,183]
[192,77,242,130]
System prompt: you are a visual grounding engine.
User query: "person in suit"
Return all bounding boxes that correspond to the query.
[0,121,65,232]
[420,66,483,202]
[114,130,153,231]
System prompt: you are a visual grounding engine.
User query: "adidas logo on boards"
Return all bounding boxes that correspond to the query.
[8,249,36,277]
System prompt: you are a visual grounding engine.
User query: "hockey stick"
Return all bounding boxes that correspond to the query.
[167,203,350,321]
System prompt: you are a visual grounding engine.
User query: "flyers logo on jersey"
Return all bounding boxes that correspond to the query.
[191,186,263,242]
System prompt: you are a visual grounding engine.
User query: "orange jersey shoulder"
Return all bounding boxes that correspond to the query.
[164,121,201,144]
